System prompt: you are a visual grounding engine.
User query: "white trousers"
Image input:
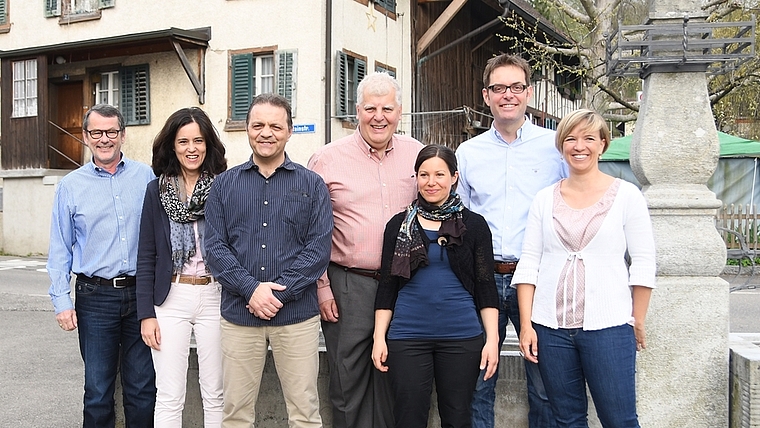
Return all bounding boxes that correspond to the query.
[152,281,224,428]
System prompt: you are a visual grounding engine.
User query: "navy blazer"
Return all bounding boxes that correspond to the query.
[136,179,175,320]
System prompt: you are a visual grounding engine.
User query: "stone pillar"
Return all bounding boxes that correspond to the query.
[630,3,729,426]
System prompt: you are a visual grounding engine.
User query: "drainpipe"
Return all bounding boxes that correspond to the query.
[324,0,333,145]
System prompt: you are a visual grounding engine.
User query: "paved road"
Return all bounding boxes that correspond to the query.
[0,255,758,427]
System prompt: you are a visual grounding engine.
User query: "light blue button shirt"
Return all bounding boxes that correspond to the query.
[47,157,155,313]
[456,119,568,260]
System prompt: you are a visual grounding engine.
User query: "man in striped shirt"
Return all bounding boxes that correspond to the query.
[205,93,333,427]
[308,72,423,428]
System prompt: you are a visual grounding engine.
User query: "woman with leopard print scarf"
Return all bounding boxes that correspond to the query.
[136,107,227,427]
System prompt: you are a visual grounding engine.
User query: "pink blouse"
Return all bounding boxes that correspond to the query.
[552,179,621,328]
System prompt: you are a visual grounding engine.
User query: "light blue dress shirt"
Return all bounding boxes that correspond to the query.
[456,119,568,260]
[47,157,155,313]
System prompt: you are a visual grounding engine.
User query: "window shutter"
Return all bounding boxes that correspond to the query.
[231,54,253,121]
[0,0,7,24]
[354,58,367,103]
[336,51,348,117]
[120,64,150,125]
[275,49,297,117]
[99,0,115,9]
[45,0,61,17]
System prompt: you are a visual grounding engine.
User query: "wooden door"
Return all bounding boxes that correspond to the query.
[51,82,84,169]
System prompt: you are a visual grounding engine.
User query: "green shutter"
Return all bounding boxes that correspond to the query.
[0,0,7,24]
[336,51,348,117]
[355,58,366,85]
[45,0,61,17]
[276,49,297,117]
[231,54,253,121]
[120,64,150,125]
[99,0,115,9]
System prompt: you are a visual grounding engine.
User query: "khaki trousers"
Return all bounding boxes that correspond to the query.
[220,316,322,428]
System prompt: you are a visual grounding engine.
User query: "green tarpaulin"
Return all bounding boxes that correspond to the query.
[601,131,760,161]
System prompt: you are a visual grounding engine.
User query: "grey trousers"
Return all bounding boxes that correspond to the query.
[322,264,394,428]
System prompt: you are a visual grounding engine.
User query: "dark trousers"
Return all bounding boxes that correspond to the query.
[75,279,156,428]
[387,336,483,428]
[322,265,394,428]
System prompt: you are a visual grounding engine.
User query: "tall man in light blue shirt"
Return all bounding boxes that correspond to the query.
[48,104,156,427]
[457,54,567,428]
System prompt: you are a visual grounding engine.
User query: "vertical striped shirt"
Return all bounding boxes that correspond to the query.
[47,157,155,313]
[205,155,333,327]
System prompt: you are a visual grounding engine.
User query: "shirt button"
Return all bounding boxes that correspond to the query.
[263,223,268,227]
[260,267,265,271]
[264,201,268,205]
[261,244,266,249]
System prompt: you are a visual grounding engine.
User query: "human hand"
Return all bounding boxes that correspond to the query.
[56,309,78,331]
[634,320,646,351]
[320,299,339,322]
[141,318,161,350]
[371,339,389,372]
[247,282,285,320]
[519,326,539,364]
[480,339,500,381]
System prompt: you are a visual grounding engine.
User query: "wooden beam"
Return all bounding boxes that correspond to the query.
[416,0,469,57]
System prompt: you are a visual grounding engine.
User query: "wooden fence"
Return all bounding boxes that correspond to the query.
[716,204,759,251]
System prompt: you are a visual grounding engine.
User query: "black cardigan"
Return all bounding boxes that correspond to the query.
[375,207,499,311]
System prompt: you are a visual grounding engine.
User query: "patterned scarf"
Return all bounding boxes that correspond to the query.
[390,192,467,279]
[159,172,214,273]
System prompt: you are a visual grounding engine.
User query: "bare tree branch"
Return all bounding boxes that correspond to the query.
[553,0,592,25]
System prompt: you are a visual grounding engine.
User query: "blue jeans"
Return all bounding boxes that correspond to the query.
[534,323,640,428]
[471,274,556,428]
[75,279,156,428]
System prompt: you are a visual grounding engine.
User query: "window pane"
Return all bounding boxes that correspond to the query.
[12,60,38,118]
[261,76,273,94]
[261,56,274,76]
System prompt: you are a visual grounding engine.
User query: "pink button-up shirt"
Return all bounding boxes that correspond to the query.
[308,129,423,303]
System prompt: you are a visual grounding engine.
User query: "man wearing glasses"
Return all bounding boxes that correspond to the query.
[456,54,567,428]
[48,104,156,427]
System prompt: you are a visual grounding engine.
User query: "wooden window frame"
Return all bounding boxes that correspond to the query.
[226,46,298,131]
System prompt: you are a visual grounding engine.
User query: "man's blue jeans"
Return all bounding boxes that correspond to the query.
[471,274,557,428]
[75,279,156,428]
[534,323,640,428]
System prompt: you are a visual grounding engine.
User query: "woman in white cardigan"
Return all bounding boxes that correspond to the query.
[513,109,656,428]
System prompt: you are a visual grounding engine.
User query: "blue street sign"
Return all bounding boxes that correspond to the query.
[293,124,316,134]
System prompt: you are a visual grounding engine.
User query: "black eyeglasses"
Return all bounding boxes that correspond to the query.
[85,129,121,139]
[486,83,529,94]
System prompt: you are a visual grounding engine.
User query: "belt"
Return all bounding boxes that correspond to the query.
[330,262,381,281]
[494,261,518,275]
[176,274,212,285]
[77,274,136,288]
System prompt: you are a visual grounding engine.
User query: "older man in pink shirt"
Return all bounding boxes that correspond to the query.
[308,72,423,428]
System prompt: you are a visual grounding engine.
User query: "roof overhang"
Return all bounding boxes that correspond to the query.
[0,27,210,60]
[0,27,211,103]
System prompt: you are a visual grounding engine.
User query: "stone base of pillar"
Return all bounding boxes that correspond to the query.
[638,276,729,427]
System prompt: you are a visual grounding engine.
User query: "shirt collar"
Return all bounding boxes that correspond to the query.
[491,116,531,145]
[352,128,395,156]
[90,153,126,175]
[243,153,297,173]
